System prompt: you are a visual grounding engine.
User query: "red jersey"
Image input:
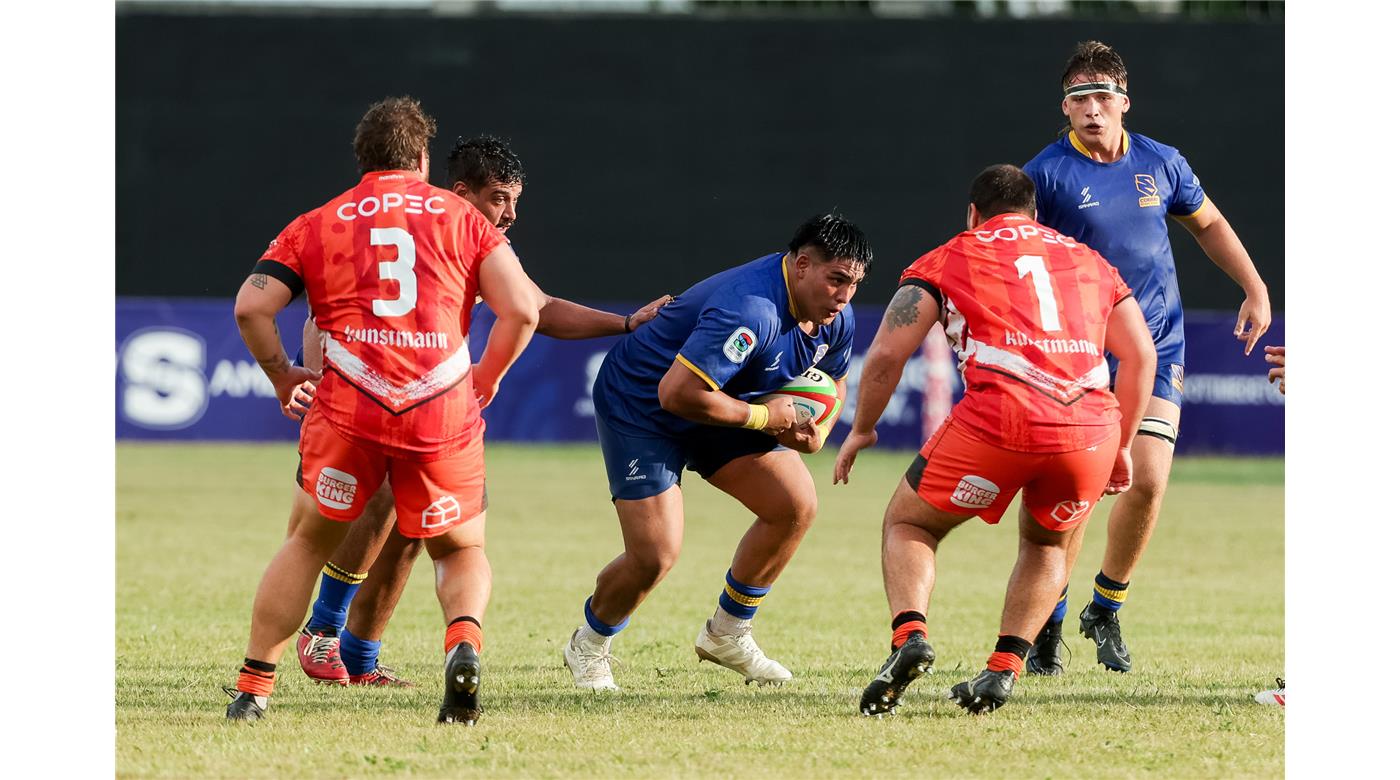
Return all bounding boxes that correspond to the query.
[258,169,505,460]
[900,213,1132,453]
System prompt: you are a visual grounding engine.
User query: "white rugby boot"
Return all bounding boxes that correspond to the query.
[1253,678,1285,707]
[694,619,792,686]
[563,627,621,691]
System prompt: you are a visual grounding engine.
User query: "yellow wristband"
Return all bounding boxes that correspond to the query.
[741,403,769,431]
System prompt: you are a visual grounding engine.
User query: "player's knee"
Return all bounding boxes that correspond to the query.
[763,492,818,533]
[1126,466,1170,505]
[630,546,680,586]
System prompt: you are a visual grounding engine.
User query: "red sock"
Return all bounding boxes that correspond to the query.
[444,617,483,654]
[986,651,1025,678]
[892,620,928,650]
[237,663,276,696]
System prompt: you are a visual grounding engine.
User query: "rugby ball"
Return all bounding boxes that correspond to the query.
[757,368,842,427]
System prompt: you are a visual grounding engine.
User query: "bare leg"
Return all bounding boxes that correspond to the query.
[706,449,818,587]
[882,479,972,617]
[588,486,685,625]
[244,504,351,664]
[423,513,490,624]
[325,481,398,574]
[345,529,424,641]
[1000,506,1075,639]
[1100,397,1179,582]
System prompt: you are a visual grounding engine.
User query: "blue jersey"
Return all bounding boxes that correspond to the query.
[1024,131,1205,337]
[595,252,854,438]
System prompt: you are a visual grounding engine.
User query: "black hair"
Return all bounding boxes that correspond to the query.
[445,135,524,191]
[969,164,1036,219]
[787,212,872,269]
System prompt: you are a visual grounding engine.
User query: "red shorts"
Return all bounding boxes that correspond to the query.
[905,419,1116,532]
[297,407,486,539]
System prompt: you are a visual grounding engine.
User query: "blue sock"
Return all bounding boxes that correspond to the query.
[1092,571,1130,612]
[306,563,366,634]
[339,629,381,676]
[1050,585,1069,624]
[583,597,628,637]
[717,569,770,620]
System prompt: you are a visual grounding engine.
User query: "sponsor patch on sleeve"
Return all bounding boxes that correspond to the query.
[722,327,757,364]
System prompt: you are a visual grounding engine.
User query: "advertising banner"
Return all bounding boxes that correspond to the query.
[116,300,1283,454]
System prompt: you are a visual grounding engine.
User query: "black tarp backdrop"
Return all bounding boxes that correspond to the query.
[117,11,1283,310]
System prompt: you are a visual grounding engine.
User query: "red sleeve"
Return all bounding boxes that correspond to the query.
[461,206,506,272]
[899,246,948,288]
[1097,251,1132,304]
[252,215,309,296]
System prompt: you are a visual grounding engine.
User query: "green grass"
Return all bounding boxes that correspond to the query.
[117,443,1283,778]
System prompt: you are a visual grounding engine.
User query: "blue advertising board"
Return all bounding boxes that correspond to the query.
[116,299,1283,455]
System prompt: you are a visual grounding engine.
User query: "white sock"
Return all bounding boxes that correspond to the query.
[579,625,611,648]
[710,606,752,636]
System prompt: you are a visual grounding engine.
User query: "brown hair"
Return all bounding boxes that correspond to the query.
[1061,40,1128,91]
[352,96,438,174]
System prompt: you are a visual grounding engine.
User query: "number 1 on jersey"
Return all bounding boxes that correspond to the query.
[371,227,417,317]
[1014,254,1062,332]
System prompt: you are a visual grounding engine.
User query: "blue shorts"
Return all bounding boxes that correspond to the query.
[1108,300,1186,407]
[593,389,780,502]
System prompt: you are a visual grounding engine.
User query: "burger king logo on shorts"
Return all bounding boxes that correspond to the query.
[316,467,359,511]
[422,495,462,529]
[950,475,1000,510]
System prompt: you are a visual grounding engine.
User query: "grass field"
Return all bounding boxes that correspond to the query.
[116,443,1283,778]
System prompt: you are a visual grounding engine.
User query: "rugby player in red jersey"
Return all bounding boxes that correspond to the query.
[833,165,1156,715]
[225,97,541,725]
[288,137,671,689]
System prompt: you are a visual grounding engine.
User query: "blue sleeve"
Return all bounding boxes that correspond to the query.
[675,296,775,391]
[816,310,854,380]
[1166,151,1206,216]
[1024,157,1056,225]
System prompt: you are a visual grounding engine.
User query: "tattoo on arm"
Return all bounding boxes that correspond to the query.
[257,353,290,375]
[884,285,924,328]
[250,273,269,290]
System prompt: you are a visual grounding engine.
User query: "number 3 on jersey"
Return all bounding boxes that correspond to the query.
[1014,254,1062,332]
[371,227,417,317]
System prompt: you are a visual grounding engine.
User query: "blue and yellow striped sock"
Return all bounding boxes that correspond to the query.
[718,569,770,621]
[306,563,366,634]
[1091,571,1130,613]
[1050,585,1069,624]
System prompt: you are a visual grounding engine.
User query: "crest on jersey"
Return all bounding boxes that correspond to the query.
[813,344,829,365]
[1135,174,1161,208]
[723,327,757,364]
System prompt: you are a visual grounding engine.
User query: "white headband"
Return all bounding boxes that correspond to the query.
[1064,81,1128,98]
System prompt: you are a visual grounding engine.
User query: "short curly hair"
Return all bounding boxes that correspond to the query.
[1061,40,1128,92]
[446,135,525,191]
[353,96,438,174]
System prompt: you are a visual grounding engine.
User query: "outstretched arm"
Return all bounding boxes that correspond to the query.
[536,292,673,339]
[833,283,942,484]
[1175,199,1271,355]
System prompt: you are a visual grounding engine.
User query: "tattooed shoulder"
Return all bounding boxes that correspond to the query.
[884,285,925,328]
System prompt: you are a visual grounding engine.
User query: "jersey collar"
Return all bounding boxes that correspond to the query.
[780,254,800,320]
[360,169,426,183]
[1068,129,1130,160]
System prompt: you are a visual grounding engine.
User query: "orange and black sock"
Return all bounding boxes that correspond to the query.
[237,658,277,697]
[890,610,927,652]
[986,635,1033,678]
[444,616,483,655]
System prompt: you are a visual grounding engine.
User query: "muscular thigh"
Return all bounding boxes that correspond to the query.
[387,434,486,540]
[706,448,816,522]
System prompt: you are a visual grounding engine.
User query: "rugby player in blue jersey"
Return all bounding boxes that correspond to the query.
[1022,41,1272,674]
[563,214,870,690]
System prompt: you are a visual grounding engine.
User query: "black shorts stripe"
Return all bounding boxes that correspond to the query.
[905,452,928,492]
